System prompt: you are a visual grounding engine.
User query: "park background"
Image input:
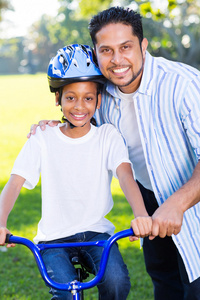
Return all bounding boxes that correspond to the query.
[0,0,200,299]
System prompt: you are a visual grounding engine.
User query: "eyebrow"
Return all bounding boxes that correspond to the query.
[63,91,96,95]
[98,40,134,49]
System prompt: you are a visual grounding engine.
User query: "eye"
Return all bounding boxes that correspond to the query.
[101,48,111,54]
[122,45,130,50]
[66,96,74,101]
[85,97,93,101]
[122,44,133,51]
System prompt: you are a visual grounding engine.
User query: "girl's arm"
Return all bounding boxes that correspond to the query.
[0,174,25,247]
[117,163,152,241]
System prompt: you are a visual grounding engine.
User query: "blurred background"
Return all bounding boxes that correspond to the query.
[0,0,200,75]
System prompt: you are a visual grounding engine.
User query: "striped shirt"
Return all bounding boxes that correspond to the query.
[95,51,200,282]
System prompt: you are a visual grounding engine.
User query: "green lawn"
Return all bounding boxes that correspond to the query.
[0,74,154,299]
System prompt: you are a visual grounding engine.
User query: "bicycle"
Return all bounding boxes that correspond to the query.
[6,228,134,300]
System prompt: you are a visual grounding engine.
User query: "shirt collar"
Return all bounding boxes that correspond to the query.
[139,51,155,95]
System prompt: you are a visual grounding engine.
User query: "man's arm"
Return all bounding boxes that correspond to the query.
[0,174,25,247]
[150,160,200,239]
[116,163,152,241]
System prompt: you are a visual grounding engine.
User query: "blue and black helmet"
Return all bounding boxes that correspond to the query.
[47,44,106,92]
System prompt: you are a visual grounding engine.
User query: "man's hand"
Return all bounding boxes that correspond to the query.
[149,196,184,240]
[27,120,61,138]
[129,216,152,242]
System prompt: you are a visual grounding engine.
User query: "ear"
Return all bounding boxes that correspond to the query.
[96,93,101,109]
[141,38,148,58]
[55,92,60,106]
[93,48,99,65]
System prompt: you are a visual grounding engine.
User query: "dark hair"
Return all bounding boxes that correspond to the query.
[89,6,143,47]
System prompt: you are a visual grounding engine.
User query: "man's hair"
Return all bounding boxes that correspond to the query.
[89,6,143,47]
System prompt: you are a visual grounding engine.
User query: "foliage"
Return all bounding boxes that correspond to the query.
[10,2,92,73]
[138,0,200,68]
[75,0,112,19]
[0,37,24,74]
[0,74,154,299]
[48,2,91,46]
[72,0,200,68]
[0,0,13,22]
[0,0,200,74]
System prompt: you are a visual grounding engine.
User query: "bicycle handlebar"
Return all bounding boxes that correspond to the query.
[6,228,134,292]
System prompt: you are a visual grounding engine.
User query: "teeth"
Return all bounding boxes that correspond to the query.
[74,114,85,117]
[113,67,129,73]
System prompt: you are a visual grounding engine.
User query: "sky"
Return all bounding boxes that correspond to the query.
[0,0,60,38]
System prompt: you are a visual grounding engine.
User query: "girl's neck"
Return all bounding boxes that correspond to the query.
[60,123,91,138]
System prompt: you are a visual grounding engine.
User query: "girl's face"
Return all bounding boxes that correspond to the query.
[57,81,101,137]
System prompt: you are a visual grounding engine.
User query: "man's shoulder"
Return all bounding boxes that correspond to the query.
[153,54,200,79]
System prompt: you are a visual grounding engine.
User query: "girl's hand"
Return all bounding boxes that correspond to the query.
[129,216,153,242]
[0,227,15,248]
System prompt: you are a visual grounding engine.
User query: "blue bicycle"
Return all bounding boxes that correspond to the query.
[6,228,134,300]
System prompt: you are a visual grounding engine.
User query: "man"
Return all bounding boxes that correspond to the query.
[29,6,200,299]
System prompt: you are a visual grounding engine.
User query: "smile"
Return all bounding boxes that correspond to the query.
[71,114,87,120]
[112,67,130,74]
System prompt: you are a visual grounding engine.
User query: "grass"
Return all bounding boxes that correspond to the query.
[0,74,154,299]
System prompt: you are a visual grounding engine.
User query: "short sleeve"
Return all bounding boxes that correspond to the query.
[106,126,132,178]
[11,136,41,189]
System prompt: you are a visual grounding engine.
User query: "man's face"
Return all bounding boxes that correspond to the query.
[94,23,148,94]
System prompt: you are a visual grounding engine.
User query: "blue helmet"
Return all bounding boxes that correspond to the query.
[47,44,106,92]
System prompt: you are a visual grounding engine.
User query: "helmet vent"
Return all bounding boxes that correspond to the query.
[66,46,73,60]
[86,58,91,67]
[80,44,88,54]
[72,58,78,68]
[59,56,64,64]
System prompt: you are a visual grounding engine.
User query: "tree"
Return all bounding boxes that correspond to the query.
[1,0,200,74]
[138,0,200,69]
[0,37,24,74]
[0,0,13,22]
[27,2,93,73]
[74,0,112,19]
[73,0,200,69]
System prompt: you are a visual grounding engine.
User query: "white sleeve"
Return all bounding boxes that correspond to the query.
[106,127,132,178]
[11,136,41,189]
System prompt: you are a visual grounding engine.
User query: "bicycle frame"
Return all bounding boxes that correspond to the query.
[6,228,133,300]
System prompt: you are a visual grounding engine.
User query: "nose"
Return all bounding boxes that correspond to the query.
[111,50,123,64]
[74,98,84,110]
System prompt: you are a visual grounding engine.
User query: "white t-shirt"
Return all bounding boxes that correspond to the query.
[11,124,131,243]
[117,87,152,190]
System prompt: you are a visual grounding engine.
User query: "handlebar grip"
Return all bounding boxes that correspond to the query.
[5,234,13,243]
